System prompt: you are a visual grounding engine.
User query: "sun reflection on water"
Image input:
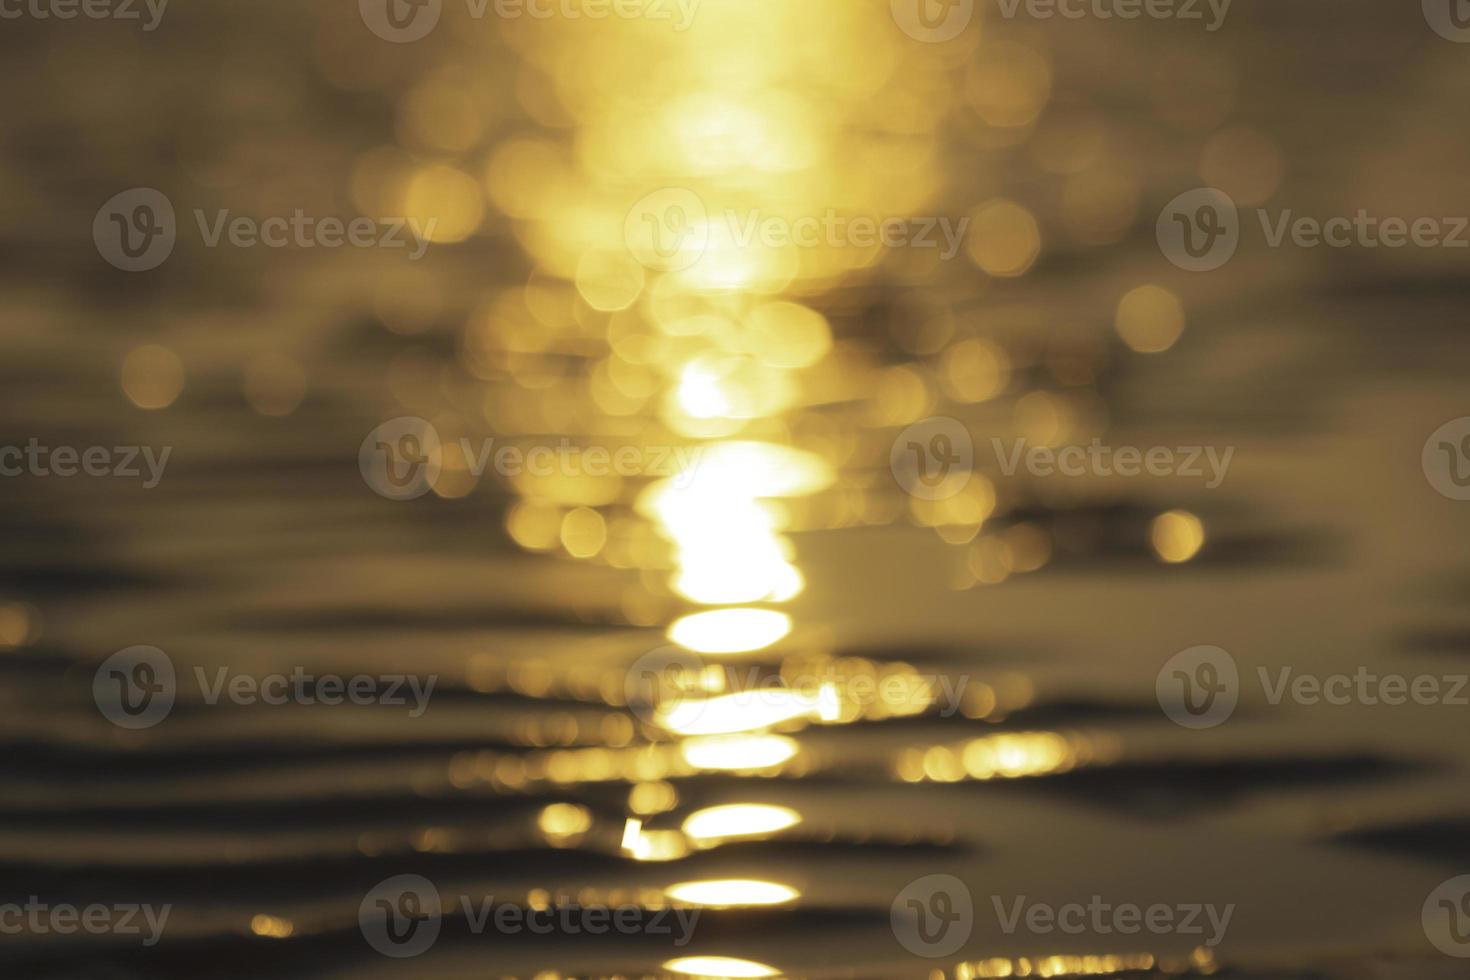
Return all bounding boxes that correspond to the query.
[403,0,1166,969]
[664,956,783,979]
[682,803,802,845]
[897,731,1123,783]
[679,734,798,771]
[667,608,793,654]
[655,685,835,737]
[665,879,800,908]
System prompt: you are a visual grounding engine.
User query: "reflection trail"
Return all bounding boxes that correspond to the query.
[487,5,968,962]
[493,1,960,712]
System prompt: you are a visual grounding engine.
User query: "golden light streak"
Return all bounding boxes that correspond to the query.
[682,804,801,844]
[668,609,792,654]
[664,956,782,979]
[680,734,798,771]
[655,687,824,736]
[665,879,799,908]
[895,732,1120,784]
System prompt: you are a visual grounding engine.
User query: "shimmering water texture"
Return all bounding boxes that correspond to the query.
[4,0,1470,978]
